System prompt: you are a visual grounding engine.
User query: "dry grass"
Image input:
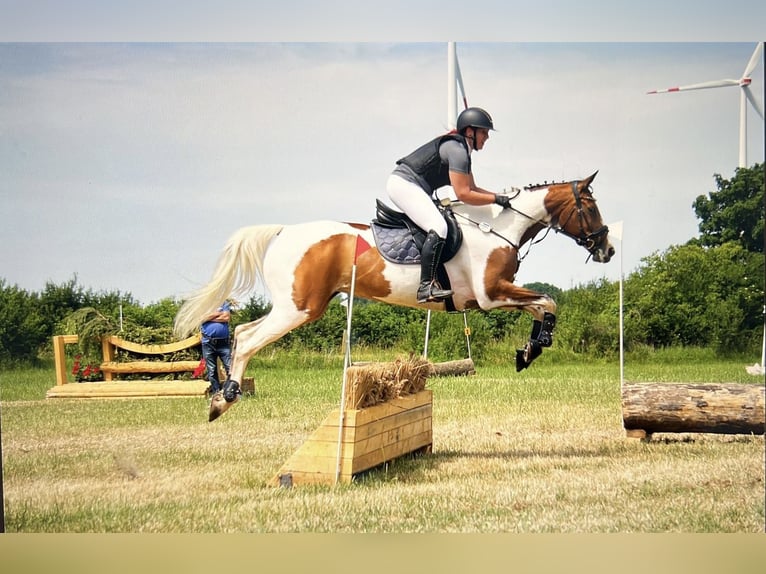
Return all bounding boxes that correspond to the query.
[1,359,764,533]
[344,355,431,409]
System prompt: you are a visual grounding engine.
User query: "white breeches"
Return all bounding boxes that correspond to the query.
[385,174,448,238]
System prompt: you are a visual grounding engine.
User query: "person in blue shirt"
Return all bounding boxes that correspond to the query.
[200,300,233,395]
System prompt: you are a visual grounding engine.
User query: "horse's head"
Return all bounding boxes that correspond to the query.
[545,171,614,263]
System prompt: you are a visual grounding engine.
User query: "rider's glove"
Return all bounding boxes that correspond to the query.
[494,194,512,209]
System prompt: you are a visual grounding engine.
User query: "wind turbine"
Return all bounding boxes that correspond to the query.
[446,41,469,129]
[647,42,764,168]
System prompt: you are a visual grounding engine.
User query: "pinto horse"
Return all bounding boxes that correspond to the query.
[174,171,614,421]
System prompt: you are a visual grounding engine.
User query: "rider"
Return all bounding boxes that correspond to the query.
[386,106,512,303]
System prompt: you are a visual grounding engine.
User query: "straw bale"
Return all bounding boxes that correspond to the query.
[344,356,433,410]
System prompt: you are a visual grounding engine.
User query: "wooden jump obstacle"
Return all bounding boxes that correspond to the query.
[272,360,433,486]
[49,333,208,399]
[622,382,765,439]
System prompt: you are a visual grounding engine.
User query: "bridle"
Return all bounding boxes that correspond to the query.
[446,180,609,261]
[553,181,610,258]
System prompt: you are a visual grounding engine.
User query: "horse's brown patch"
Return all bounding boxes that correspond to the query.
[292,233,390,318]
[483,246,518,300]
[483,246,548,304]
[354,246,391,299]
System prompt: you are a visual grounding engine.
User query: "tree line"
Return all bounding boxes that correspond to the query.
[2,165,763,365]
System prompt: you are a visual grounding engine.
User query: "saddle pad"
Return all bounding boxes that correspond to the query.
[370,223,421,264]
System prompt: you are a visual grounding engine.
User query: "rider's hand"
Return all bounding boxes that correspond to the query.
[494,194,512,209]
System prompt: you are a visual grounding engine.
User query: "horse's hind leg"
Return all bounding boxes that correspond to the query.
[210,308,310,421]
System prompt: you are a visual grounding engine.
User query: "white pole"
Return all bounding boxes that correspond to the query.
[447,42,457,129]
[608,221,625,386]
[619,242,624,386]
[424,309,432,359]
[761,306,765,368]
[463,311,472,360]
[336,269,356,484]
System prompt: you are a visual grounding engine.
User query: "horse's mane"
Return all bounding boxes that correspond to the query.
[523,179,571,191]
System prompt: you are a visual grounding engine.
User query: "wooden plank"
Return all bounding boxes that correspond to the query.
[310,403,432,442]
[99,360,201,374]
[622,382,765,436]
[46,381,209,399]
[350,430,432,474]
[294,415,431,460]
[276,429,433,480]
[106,334,201,355]
[346,391,433,427]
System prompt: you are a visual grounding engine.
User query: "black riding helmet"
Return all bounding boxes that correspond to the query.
[456,107,495,150]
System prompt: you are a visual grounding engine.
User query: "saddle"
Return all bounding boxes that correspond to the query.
[370,200,463,311]
[371,200,463,265]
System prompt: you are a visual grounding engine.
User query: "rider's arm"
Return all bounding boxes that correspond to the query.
[449,170,499,205]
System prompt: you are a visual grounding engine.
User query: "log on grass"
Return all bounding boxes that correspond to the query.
[622,382,765,436]
[99,360,201,374]
[430,358,476,377]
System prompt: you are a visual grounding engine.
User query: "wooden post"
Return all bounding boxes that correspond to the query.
[622,382,765,437]
[101,337,115,381]
[53,335,77,386]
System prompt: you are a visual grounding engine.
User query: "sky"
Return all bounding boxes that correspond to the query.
[1,4,764,305]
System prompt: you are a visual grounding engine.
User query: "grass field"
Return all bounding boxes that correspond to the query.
[1,347,764,533]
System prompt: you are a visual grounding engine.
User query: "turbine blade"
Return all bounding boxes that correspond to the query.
[647,79,739,94]
[742,41,763,78]
[743,86,764,119]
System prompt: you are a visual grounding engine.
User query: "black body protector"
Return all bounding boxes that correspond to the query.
[396,133,471,194]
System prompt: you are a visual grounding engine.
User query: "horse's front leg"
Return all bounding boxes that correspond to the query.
[482,246,558,372]
[516,302,557,372]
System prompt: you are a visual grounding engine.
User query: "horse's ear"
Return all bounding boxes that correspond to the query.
[583,170,599,187]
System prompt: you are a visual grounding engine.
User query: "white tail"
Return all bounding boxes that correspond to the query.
[173,224,284,338]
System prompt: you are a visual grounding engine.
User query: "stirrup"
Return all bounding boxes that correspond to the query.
[417,281,453,303]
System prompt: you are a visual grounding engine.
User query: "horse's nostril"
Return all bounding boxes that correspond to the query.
[608,246,615,257]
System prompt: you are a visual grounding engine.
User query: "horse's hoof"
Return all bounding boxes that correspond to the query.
[208,391,238,422]
[208,391,226,421]
[515,349,529,372]
[516,340,543,372]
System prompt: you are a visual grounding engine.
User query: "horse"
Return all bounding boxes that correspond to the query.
[174,171,614,421]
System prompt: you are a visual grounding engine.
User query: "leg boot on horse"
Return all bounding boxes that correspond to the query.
[417,230,453,303]
[516,311,557,372]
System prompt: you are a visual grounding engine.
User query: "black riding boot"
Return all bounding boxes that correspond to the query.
[417,230,453,303]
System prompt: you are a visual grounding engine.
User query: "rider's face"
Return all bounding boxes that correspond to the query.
[472,128,490,150]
